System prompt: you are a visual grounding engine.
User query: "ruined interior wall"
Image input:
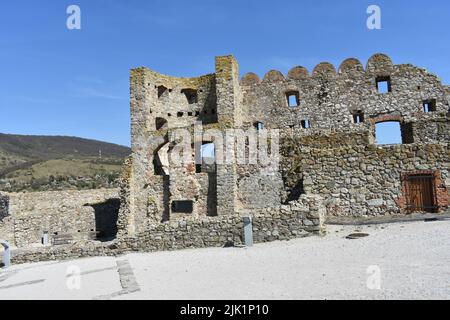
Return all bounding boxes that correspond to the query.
[2,189,118,247]
[282,133,449,216]
[241,54,448,135]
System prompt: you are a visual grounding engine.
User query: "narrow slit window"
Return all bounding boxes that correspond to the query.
[254,122,264,130]
[352,111,365,124]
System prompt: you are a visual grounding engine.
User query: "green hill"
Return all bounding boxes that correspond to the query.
[0,133,130,192]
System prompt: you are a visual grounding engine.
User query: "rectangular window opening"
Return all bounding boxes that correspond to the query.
[423,99,437,113]
[376,76,391,94]
[286,91,300,107]
[171,200,193,213]
[196,142,216,173]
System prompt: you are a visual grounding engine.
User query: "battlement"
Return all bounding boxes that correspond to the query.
[131,53,449,139]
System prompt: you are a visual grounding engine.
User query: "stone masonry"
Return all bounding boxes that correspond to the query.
[2,53,449,264]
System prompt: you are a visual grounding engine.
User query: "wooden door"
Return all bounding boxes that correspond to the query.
[406,175,436,213]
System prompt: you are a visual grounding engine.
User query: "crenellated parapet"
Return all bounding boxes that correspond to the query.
[240,53,449,130]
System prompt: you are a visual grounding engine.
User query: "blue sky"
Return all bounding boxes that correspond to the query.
[1,0,449,146]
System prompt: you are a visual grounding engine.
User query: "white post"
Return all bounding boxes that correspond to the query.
[243,216,253,247]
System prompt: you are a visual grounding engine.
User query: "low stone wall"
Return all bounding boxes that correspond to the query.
[7,194,325,264]
[0,189,119,247]
[123,194,325,252]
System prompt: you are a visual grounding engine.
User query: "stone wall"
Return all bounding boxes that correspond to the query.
[241,54,448,135]
[0,189,119,247]
[8,194,325,264]
[124,53,449,236]
[0,192,14,246]
[412,118,450,143]
[281,134,449,216]
[0,192,9,221]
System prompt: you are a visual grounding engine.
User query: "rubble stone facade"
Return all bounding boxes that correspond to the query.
[0,189,119,247]
[121,53,448,236]
[2,53,449,264]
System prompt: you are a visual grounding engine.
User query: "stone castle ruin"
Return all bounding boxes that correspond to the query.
[1,53,449,263]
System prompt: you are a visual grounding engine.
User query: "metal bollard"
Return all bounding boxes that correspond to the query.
[243,216,253,247]
[1,240,11,269]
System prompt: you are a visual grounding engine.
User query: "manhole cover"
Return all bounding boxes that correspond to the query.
[346,233,369,239]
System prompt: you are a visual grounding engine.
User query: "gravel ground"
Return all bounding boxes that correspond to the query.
[1,220,449,300]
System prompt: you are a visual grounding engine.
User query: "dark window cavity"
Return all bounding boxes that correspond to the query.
[155,117,168,130]
[352,111,365,124]
[157,85,168,98]
[171,200,193,213]
[423,99,437,113]
[254,122,264,130]
[181,89,198,104]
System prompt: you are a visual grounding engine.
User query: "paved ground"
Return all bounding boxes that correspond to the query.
[1,220,449,300]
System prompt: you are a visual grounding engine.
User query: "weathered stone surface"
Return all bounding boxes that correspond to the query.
[2,53,449,264]
[0,189,119,247]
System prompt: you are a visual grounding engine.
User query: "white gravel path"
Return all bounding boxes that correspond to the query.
[1,220,449,300]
